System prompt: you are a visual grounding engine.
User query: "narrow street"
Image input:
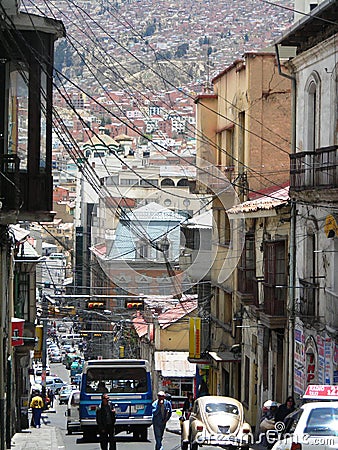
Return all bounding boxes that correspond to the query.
[43,362,186,450]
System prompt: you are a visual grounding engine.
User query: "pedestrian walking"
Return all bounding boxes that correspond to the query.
[96,393,116,450]
[182,392,194,420]
[30,391,44,428]
[47,389,55,408]
[152,390,172,450]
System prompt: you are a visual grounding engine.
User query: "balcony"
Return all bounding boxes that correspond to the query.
[290,145,338,192]
[259,284,287,328]
[299,278,318,321]
[237,268,258,306]
[196,165,235,194]
[325,289,338,329]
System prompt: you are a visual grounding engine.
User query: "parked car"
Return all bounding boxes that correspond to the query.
[36,376,66,394]
[66,389,81,435]
[271,401,338,450]
[34,364,50,377]
[71,373,82,387]
[59,385,77,405]
[50,353,62,363]
[181,396,251,450]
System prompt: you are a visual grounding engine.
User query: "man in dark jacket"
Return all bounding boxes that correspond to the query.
[96,393,116,450]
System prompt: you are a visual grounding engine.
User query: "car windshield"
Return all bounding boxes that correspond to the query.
[205,403,239,415]
[304,407,338,436]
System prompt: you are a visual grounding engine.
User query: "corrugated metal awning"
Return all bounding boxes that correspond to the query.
[155,351,196,377]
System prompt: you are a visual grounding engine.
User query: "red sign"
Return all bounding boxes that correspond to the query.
[303,385,338,400]
[306,353,316,383]
[11,318,25,346]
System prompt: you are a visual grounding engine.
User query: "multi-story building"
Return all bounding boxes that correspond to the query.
[194,51,292,418]
[277,0,338,399]
[227,185,290,428]
[0,1,64,446]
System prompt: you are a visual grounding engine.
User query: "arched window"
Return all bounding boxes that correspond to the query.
[161,178,175,187]
[334,64,338,145]
[177,178,189,187]
[305,72,320,151]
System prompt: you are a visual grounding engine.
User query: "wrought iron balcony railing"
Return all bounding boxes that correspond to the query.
[290,145,338,190]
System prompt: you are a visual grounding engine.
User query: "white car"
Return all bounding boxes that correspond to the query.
[50,353,62,363]
[66,390,81,435]
[271,401,338,450]
[36,376,67,394]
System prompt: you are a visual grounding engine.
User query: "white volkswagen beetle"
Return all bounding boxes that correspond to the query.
[181,396,252,450]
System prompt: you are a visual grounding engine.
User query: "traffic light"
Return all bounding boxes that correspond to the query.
[86,301,105,310]
[125,299,144,310]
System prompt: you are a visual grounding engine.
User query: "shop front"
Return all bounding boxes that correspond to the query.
[155,351,196,409]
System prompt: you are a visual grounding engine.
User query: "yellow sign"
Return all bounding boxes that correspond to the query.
[189,317,201,359]
[34,325,43,359]
[324,214,338,238]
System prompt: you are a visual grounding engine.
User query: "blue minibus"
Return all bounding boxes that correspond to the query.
[79,359,152,441]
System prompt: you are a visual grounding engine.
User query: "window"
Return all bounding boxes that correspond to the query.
[161,178,175,187]
[140,179,158,187]
[8,65,29,171]
[86,367,148,394]
[215,209,230,245]
[244,355,250,406]
[305,407,338,436]
[120,178,138,186]
[225,127,235,168]
[238,112,245,174]
[263,241,287,315]
[305,72,320,151]
[205,403,239,415]
[300,228,317,317]
[334,239,338,293]
[156,236,170,261]
[136,239,150,259]
[336,69,338,145]
[238,233,255,295]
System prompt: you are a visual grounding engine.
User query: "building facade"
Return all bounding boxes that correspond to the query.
[277,0,338,399]
[194,51,292,413]
[0,2,64,447]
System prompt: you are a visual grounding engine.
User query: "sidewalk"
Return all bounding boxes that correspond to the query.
[10,411,63,450]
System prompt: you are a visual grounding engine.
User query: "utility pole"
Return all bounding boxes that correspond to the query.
[41,295,48,400]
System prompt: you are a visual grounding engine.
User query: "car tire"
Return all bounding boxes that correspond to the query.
[182,441,188,450]
[190,442,198,450]
[67,428,72,435]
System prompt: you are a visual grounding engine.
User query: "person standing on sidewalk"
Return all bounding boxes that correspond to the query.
[30,391,44,428]
[96,393,116,450]
[152,390,172,450]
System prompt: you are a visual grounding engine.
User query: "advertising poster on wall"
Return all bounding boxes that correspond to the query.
[325,336,332,384]
[317,335,325,384]
[294,322,305,395]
